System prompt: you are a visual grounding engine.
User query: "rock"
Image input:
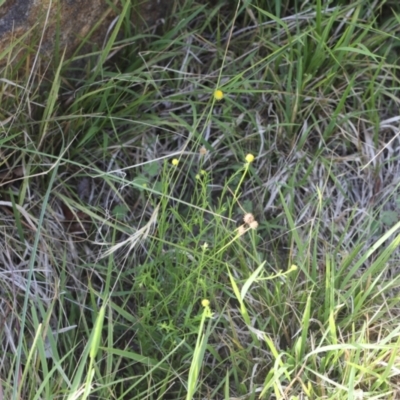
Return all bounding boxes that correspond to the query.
[0,0,167,65]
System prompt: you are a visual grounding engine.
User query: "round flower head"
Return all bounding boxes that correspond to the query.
[249,220,258,230]
[199,146,208,156]
[245,154,255,163]
[243,213,255,225]
[214,89,224,101]
[201,299,210,307]
[171,158,179,166]
[237,225,247,237]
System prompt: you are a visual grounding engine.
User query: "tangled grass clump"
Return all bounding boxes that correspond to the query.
[2,1,400,399]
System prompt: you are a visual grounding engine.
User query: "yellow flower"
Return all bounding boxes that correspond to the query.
[201,299,210,307]
[214,89,224,101]
[171,158,179,166]
[289,264,298,272]
[245,153,255,163]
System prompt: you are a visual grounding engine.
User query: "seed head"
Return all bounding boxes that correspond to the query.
[237,225,247,236]
[243,213,255,224]
[249,220,258,230]
[199,146,208,156]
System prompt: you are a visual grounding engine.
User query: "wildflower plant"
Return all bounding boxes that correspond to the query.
[224,153,257,217]
[186,299,213,400]
[5,1,400,400]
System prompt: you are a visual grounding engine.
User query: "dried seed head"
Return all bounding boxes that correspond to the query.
[249,221,259,230]
[237,225,247,236]
[243,213,255,224]
[199,146,208,156]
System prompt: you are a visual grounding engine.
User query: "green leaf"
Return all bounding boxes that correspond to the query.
[143,161,160,177]
[112,204,130,219]
[381,211,398,227]
[133,175,149,191]
[335,44,382,62]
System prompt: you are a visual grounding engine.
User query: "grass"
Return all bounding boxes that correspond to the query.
[2,0,400,398]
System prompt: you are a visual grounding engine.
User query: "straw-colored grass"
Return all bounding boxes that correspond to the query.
[2,1,400,399]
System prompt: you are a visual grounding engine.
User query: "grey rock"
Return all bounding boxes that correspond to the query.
[0,0,168,65]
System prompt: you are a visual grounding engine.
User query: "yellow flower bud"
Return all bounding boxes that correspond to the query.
[214,89,224,101]
[201,299,210,307]
[245,154,255,163]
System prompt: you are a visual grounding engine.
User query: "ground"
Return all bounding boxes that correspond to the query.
[1,1,400,399]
